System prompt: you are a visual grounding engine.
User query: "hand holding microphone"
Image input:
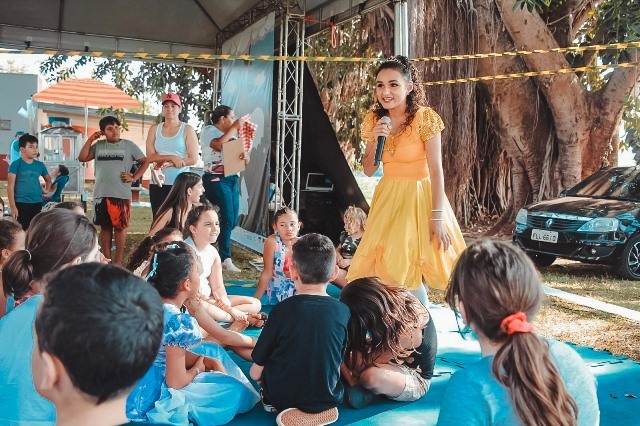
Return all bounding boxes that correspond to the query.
[374,116,391,167]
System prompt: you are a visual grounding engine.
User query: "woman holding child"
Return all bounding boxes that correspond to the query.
[346,56,465,299]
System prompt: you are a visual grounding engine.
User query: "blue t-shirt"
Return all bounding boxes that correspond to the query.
[8,159,49,203]
[49,175,69,202]
[437,339,599,426]
[9,139,20,164]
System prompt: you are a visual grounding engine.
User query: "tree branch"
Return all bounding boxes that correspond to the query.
[495,0,590,187]
[596,49,640,117]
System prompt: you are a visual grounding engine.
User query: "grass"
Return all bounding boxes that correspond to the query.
[1,181,639,360]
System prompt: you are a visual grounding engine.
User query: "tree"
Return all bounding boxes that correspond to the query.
[307,9,393,168]
[309,1,639,235]
[413,0,640,233]
[39,57,215,126]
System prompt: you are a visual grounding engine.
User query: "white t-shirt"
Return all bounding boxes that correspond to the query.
[185,237,220,297]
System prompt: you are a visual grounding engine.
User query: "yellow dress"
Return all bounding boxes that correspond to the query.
[346,107,466,290]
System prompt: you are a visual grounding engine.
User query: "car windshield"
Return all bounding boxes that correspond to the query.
[566,167,640,201]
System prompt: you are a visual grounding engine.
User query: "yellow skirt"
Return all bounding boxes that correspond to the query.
[346,176,466,290]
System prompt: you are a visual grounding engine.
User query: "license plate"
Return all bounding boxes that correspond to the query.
[531,229,558,243]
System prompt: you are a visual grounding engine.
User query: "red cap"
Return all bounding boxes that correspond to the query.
[161,93,182,108]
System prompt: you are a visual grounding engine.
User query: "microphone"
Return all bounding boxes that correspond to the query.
[374,116,391,167]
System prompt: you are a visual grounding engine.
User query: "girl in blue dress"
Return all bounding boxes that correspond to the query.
[127,242,259,425]
[253,207,301,305]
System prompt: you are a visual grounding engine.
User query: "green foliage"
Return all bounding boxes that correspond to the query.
[306,17,383,167]
[40,56,215,127]
[97,107,129,131]
[513,0,551,13]
[599,0,640,44]
[622,96,640,163]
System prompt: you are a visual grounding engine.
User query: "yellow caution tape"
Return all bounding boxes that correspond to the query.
[1,40,639,63]
[422,61,640,86]
[413,41,640,62]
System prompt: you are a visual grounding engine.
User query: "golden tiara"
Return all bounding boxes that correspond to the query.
[385,56,406,66]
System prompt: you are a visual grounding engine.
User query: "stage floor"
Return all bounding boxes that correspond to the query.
[224,281,639,426]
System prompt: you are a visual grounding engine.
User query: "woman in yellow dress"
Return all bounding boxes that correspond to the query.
[346,55,466,300]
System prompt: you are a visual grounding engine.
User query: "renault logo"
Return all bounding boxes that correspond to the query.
[545,219,554,228]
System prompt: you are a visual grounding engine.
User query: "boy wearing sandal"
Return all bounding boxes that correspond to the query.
[250,233,350,426]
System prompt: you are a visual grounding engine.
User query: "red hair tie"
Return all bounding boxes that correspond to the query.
[500,311,533,335]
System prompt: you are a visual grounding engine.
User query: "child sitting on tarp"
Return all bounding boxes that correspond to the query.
[333,205,367,288]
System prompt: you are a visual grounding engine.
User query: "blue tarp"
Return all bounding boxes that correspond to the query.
[224,281,640,426]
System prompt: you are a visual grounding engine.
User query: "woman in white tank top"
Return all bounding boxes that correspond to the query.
[145,93,199,217]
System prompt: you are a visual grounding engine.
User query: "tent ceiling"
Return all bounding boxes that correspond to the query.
[0,0,388,56]
[0,0,275,55]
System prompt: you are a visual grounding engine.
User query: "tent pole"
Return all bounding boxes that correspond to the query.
[84,103,88,140]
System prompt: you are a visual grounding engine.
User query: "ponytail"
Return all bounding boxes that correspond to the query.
[126,227,182,272]
[2,210,96,299]
[2,250,33,299]
[446,240,579,426]
[493,333,578,426]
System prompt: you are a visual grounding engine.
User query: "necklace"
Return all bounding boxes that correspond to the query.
[386,127,404,156]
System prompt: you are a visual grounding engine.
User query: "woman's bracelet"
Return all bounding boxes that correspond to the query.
[431,209,443,212]
[431,218,444,221]
[195,367,201,375]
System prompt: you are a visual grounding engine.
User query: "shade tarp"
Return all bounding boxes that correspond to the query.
[32,79,140,109]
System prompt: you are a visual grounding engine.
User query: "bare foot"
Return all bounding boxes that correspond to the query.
[228,319,249,333]
[247,312,268,328]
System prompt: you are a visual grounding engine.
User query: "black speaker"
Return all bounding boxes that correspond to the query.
[299,191,342,243]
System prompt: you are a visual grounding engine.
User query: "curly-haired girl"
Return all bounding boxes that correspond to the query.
[346,55,466,300]
[339,277,437,408]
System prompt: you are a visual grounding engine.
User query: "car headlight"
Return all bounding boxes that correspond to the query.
[577,218,619,233]
[515,209,528,225]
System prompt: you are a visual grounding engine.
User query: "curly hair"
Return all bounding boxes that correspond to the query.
[343,205,367,232]
[373,55,426,133]
[340,277,427,371]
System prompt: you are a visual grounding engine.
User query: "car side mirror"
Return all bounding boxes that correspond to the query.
[559,189,569,197]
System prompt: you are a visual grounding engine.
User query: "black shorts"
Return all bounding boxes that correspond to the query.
[15,202,42,230]
[94,197,131,229]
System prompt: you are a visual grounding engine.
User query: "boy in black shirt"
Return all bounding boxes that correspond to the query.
[251,233,349,426]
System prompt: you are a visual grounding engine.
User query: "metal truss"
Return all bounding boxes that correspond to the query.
[275,0,305,210]
[216,0,283,46]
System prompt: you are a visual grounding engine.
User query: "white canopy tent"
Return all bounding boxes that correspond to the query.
[1,0,402,239]
[0,0,390,57]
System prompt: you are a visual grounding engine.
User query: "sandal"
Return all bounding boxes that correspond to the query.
[247,312,268,328]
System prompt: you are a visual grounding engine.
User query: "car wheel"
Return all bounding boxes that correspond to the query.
[529,253,556,268]
[617,234,640,280]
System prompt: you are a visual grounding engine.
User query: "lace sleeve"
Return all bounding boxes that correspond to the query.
[419,107,445,143]
[360,111,376,143]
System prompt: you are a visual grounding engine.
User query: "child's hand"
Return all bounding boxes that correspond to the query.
[89,131,103,142]
[338,258,352,269]
[204,357,227,374]
[193,355,206,376]
[185,296,203,314]
[9,204,18,220]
